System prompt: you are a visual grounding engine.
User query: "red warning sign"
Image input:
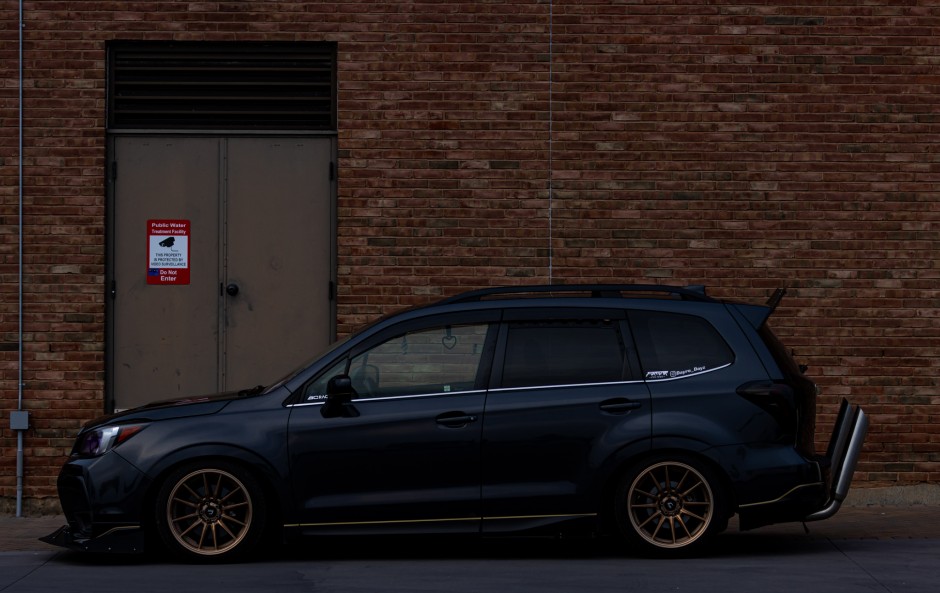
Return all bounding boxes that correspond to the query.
[147,220,190,285]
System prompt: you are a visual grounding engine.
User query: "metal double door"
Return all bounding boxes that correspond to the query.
[108,136,335,411]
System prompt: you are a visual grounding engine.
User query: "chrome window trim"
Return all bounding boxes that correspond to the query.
[289,363,733,407]
[288,388,487,407]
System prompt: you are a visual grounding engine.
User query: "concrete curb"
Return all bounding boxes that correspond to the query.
[844,484,940,507]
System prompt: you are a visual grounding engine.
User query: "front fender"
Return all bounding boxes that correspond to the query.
[142,442,293,522]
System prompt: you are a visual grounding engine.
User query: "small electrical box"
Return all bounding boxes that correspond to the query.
[10,410,29,431]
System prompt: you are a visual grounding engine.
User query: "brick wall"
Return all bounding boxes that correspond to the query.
[1,1,938,509]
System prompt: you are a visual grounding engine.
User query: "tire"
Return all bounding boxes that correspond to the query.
[615,455,725,556]
[155,461,266,561]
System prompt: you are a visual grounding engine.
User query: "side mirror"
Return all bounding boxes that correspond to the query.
[327,375,354,400]
[321,375,360,418]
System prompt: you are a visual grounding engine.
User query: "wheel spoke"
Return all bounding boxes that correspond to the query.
[674,468,690,492]
[670,517,681,544]
[195,522,208,549]
[634,487,657,499]
[212,473,224,499]
[210,523,220,550]
[223,515,248,528]
[217,519,238,540]
[681,508,707,522]
[631,502,658,509]
[182,482,201,501]
[171,510,200,524]
[676,516,693,539]
[178,517,203,537]
[220,488,245,505]
[171,496,200,510]
[636,509,662,530]
[681,481,704,499]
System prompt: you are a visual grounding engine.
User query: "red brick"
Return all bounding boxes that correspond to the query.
[1,1,939,503]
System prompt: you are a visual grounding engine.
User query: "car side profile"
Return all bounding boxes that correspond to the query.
[44,284,868,560]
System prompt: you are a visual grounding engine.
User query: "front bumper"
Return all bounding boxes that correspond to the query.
[43,451,152,554]
[41,523,145,554]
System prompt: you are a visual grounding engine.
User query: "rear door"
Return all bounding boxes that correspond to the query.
[480,308,651,531]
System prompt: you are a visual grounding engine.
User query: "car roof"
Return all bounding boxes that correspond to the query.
[436,283,717,305]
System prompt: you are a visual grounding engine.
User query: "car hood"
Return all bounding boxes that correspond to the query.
[82,390,251,430]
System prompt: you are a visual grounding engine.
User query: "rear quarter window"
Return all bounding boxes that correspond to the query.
[628,310,734,380]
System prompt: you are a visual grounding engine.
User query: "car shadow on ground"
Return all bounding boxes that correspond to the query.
[47,529,830,566]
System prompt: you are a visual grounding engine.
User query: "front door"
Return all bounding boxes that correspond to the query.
[108,135,335,411]
[287,314,499,532]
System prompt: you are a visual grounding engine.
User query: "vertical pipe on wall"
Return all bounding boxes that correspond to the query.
[16,0,25,518]
[547,0,553,283]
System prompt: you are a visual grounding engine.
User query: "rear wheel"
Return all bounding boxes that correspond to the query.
[155,461,266,561]
[615,456,724,555]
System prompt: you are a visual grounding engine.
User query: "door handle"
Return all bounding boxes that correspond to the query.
[435,412,478,428]
[599,398,642,414]
[225,283,240,297]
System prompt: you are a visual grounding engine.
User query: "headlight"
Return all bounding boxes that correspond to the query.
[72,424,146,457]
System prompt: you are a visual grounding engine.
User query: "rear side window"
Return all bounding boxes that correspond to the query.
[628,311,733,381]
[501,319,626,388]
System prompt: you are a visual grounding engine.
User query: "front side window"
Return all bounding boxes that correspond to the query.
[628,310,734,381]
[501,319,626,388]
[346,323,491,399]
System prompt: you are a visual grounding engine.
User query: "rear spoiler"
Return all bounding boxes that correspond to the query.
[731,287,787,330]
[765,287,786,311]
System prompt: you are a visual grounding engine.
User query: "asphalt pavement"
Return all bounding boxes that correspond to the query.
[2,504,939,553]
[1,506,939,593]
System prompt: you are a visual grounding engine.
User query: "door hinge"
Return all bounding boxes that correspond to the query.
[329,161,335,181]
[110,161,118,181]
[329,280,336,301]
[110,280,117,300]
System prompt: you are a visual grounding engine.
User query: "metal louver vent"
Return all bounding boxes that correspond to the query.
[108,42,336,130]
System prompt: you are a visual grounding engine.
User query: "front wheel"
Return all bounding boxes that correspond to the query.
[615,456,725,555]
[155,461,266,561]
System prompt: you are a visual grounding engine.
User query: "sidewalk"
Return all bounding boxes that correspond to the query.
[2,505,939,553]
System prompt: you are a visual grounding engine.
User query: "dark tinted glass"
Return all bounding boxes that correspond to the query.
[348,323,490,398]
[629,311,733,380]
[502,320,625,388]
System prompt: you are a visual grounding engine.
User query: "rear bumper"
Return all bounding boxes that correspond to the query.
[736,398,869,530]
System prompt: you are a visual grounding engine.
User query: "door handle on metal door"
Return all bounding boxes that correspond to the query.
[599,398,642,414]
[435,412,478,428]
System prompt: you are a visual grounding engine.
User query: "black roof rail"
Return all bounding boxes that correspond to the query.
[438,284,716,305]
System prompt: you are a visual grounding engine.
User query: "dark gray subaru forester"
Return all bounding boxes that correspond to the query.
[45,284,868,560]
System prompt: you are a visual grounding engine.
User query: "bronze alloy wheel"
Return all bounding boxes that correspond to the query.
[164,467,255,556]
[625,460,716,550]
